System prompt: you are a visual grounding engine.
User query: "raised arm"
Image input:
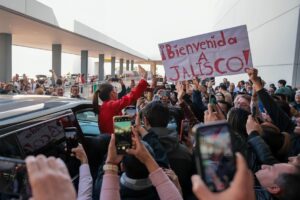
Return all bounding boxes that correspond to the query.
[127,128,183,200]
[247,68,295,133]
[111,66,148,112]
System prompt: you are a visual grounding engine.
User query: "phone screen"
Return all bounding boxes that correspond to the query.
[180,120,190,141]
[65,127,78,154]
[0,157,31,198]
[153,94,160,101]
[195,122,235,192]
[209,94,217,105]
[124,107,136,117]
[113,116,132,154]
[251,106,257,118]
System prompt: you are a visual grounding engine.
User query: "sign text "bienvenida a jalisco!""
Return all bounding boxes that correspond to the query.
[158,25,253,81]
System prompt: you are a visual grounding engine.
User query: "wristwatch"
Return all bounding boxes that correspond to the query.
[103,164,118,172]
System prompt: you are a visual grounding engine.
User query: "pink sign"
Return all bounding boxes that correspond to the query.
[158,25,253,81]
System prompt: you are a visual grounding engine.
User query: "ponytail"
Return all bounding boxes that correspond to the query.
[93,89,100,114]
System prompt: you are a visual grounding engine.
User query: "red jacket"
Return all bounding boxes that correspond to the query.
[99,79,148,134]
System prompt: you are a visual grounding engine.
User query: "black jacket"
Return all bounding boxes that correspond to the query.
[148,127,196,199]
[257,89,300,156]
[257,89,295,133]
[248,132,279,164]
[255,186,277,200]
[120,184,160,200]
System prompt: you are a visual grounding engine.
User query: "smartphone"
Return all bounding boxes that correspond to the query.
[251,105,257,118]
[153,94,160,101]
[113,116,132,154]
[193,121,236,192]
[124,106,136,117]
[165,84,171,89]
[179,120,190,142]
[65,127,79,154]
[209,94,217,105]
[0,156,31,198]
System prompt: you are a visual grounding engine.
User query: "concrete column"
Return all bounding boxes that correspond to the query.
[293,7,300,88]
[111,56,116,76]
[126,60,130,71]
[98,54,104,81]
[119,58,124,75]
[0,33,12,82]
[52,44,62,77]
[81,50,88,78]
[130,60,134,71]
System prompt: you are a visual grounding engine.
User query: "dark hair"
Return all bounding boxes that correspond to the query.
[261,124,288,162]
[122,155,149,179]
[275,166,300,200]
[274,94,288,102]
[92,83,113,114]
[56,78,63,86]
[142,101,169,127]
[122,142,155,179]
[71,84,79,89]
[219,83,227,90]
[276,100,292,117]
[278,79,287,86]
[270,83,277,91]
[271,94,282,101]
[227,107,250,139]
[217,100,232,113]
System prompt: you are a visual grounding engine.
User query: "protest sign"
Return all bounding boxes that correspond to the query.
[158,25,252,81]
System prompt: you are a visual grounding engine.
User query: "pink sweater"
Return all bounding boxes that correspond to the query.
[100,168,183,200]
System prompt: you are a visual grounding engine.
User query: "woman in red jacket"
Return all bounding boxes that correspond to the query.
[93,66,148,134]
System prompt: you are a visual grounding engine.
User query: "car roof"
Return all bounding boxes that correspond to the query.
[0,95,91,126]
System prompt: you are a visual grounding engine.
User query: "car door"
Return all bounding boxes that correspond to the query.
[0,110,82,198]
[71,105,110,182]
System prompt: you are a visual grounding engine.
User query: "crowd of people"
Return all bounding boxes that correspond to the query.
[0,70,94,98]
[4,65,300,200]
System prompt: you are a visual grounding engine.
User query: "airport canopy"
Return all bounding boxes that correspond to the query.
[0,0,148,61]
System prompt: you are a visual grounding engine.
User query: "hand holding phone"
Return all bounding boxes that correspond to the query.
[180,119,190,142]
[65,127,79,154]
[209,94,217,105]
[193,121,236,192]
[0,156,30,198]
[113,116,132,154]
[191,153,255,200]
[251,105,257,118]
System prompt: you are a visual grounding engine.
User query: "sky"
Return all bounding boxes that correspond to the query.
[37,0,214,60]
[12,0,215,78]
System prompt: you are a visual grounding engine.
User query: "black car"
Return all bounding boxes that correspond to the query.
[0,95,110,199]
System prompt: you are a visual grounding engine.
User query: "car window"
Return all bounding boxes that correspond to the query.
[0,134,23,159]
[14,115,75,155]
[15,119,65,155]
[76,110,100,136]
[0,114,81,198]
